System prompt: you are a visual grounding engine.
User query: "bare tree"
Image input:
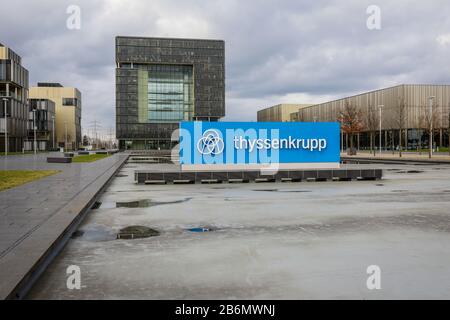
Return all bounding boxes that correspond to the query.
[394,98,407,157]
[424,101,440,158]
[338,101,365,155]
[365,104,379,156]
[417,106,427,155]
[448,102,450,156]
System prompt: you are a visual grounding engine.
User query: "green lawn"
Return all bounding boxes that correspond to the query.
[72,153,110,163]
[0,170,60,191]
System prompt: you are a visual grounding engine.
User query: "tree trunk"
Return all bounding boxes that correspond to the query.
[372,132,375,156]
[391,131,395,155]
[418,131,422,155]
[429,128,432,159]
[399,129,402,157]
[347,133,355,155]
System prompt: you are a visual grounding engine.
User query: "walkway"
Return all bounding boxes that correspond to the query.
[0,152,128,299]
[341,151,450,163]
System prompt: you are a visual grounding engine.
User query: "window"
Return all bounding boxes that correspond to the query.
[62,98,78,106]
[137,64,194,123]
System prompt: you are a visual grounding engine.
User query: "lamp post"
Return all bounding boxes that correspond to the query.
[378,105,384,154]
[2,98,7,156]
[64,121,68,151]
[428,96,435,158]
[52,114,55,150]
[33,109,37,155]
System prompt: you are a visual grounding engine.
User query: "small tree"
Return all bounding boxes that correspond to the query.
[417,107,427,155]
[82,135,89,146]
[394,98,407,157]
[448,102,450,156]
[424,101,440,158]
[338,101,365,155]
[365,104,379,156]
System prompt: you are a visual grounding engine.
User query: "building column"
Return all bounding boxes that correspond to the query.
[384,130,388,151]
[440,129,443,148]
[405,129,408,151]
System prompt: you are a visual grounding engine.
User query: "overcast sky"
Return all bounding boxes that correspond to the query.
[1,0,450,136]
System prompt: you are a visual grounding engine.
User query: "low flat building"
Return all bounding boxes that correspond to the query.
[290,84,450,151]
[257,104,312,122]
[29,83,81,150]
[25,98,56,151]
[0,43,29,152]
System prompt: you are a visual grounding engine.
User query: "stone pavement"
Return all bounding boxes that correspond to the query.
[0,152,128,299]
[341,151,450,163]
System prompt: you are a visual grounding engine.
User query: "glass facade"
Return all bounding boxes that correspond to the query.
[137,64,194,123]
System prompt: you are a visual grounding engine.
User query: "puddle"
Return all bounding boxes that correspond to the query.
[376,184,384,186]
[117,226,160,239]
[116,200,152,208]
[71,230,84,238]
[252,189,311,193]
[99,197,192,209]
[187,226,216,233]
[391,190,408,193]
[397,170,424,174]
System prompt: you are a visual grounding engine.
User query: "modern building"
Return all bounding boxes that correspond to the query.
[29,83,82,150]
[257,104,312,122]
[0,43,29,152]
[116,36,225,150]
[289,84,450,150]
[24,98,56,151]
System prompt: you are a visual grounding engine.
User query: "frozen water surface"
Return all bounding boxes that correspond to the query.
[27,162,450,299]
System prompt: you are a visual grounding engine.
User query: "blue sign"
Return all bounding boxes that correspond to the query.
[179,122,340,166]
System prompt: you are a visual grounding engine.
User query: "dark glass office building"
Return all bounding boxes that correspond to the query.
[115,36,225,150]
[0,43,29,152]
[25,99,56,151]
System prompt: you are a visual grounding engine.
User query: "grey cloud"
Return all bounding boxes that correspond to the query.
[1,0,449,129]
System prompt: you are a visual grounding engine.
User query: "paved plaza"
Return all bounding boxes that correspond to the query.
[0,153,128,299]
[27,160,450,299]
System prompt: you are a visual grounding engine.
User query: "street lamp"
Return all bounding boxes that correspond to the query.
[428,96,435,158]
[64,121,68,151]
[52,114,55,150]
[378,105,384,154]
[2,98,7,156]
[33,109,37,155]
